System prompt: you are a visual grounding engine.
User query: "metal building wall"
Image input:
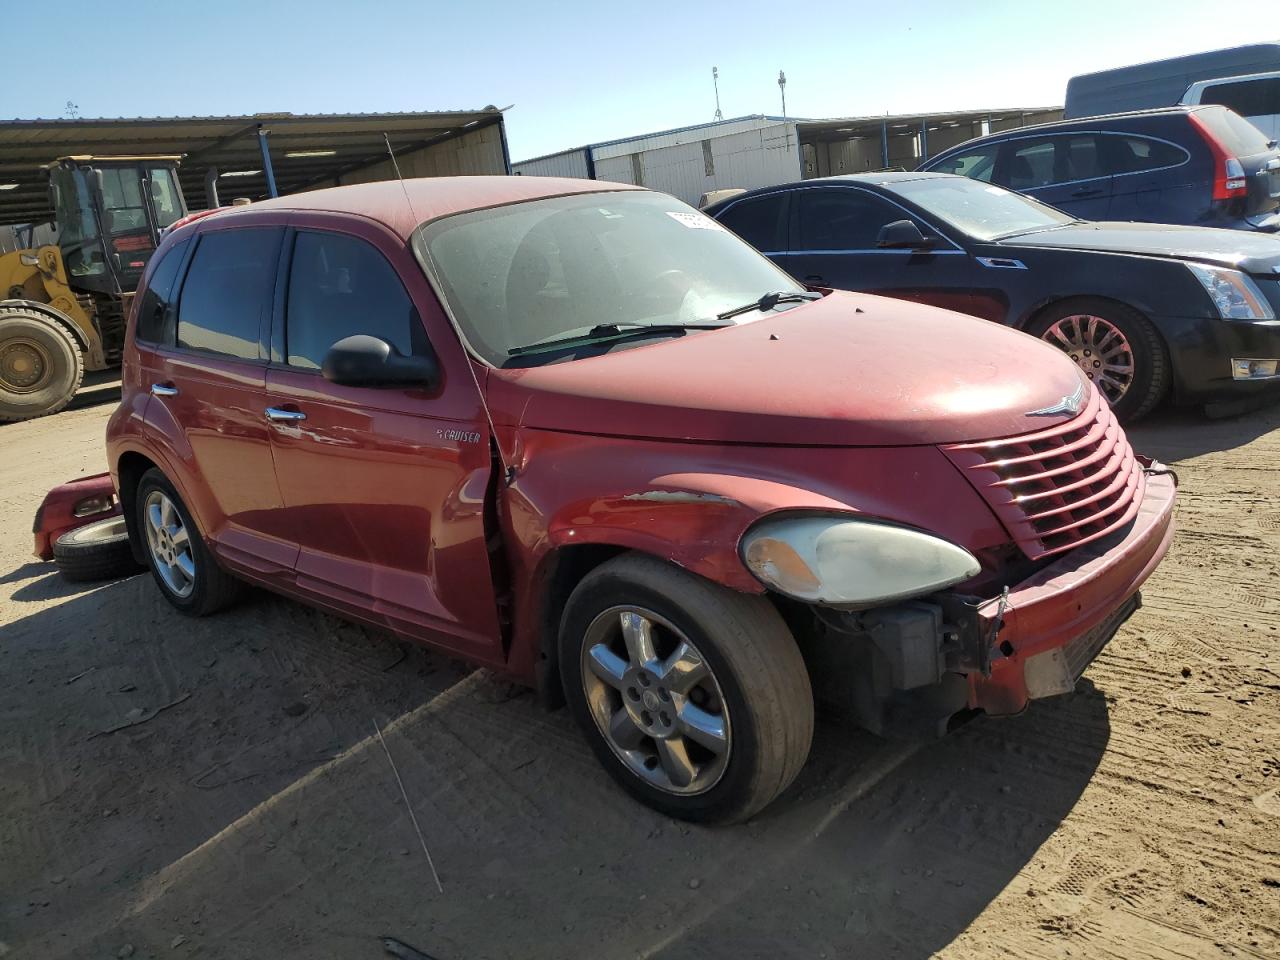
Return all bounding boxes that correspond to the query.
[512,149,591,178]
[336,125,507,186]
[591,121,802,205]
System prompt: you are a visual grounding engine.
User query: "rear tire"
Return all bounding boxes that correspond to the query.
[559,553,814,824]
[135,468,244,616]
[52,516,144,582]
[0,308,84,423]
[1027,298,1168,423]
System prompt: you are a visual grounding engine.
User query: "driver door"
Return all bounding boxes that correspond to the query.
[263,219,504,663]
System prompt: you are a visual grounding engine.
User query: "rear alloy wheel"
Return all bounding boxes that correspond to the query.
[0,309,84,423]
[136,468,244,616]
[560,554,813,823]
[1028,298,1168,422]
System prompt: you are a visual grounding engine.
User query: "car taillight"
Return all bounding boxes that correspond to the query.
[1190,112,1248,200]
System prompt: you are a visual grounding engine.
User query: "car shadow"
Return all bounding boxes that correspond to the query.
[1127,398,1280,463]
[4,571,1110,960]
[0,560,50,585]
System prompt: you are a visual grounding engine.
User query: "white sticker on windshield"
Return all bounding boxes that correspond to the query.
[667,211,725,230]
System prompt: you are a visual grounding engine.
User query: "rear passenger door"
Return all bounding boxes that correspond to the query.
[996,134,1113,218]
[1101,133,1195,223]
[263,221,503,662]
[144,225,297,577]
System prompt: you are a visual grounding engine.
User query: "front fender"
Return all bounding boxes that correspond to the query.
[499,427,1008,686]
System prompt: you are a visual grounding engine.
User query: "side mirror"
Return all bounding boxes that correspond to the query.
[877,219,934,250]
[321,335,439,389]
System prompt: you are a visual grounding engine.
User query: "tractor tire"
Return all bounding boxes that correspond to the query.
[0,308,84,423]
[52,516,144,582]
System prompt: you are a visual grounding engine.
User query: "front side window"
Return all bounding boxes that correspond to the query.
[715,194,788,251]
[286,231,425,370]
[794,188,911,251]
[1004,138,1058,189]
[135,238,190,344]
[416,191,802,367]
[889,176,1075,241]
[930,145,998,183]
[177,228,282,361]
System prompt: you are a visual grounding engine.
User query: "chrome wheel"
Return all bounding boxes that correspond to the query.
[1041,314,1134,405]
[143,490,195,599]
[580,607,731,796]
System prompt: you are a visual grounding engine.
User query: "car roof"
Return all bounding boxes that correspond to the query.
[927,105,1213,160]
[703,172,944,211]
[219,175,645,239]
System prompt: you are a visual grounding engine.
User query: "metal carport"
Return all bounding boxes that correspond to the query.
[0,108,510,227]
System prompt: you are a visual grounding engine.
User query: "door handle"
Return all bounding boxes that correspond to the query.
[1070,187,1103,198]
[265,407,306,423]
[804,274,826,284]
[150,383,178,397]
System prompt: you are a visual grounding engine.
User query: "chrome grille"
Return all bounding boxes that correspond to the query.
[941,387,1145,560]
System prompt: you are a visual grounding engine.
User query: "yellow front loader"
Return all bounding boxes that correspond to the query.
[0,156,186,422]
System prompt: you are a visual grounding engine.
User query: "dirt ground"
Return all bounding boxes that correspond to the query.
[1,396,1277,960]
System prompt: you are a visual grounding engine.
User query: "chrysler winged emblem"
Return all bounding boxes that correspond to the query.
[1027,381,1086,417]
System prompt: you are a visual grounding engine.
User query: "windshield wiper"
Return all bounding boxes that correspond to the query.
[508,322,730,357]
[715,290,821,322]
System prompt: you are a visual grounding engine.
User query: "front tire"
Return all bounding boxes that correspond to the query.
[559,554,814,823]
[0,308,84,423]
[1027,298,1168,422]
[52,516,144,582]
[135,468,243,616]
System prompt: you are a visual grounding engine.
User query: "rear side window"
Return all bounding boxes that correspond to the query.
[1107,136,1188,174]
[285,231,424,370]
[714,194,788,251]
[1004,135,1104,188]
[134,238,189,344]
[1199,78,1280,120]
[177,228,283,361]
[1194,106,1274,156]
[794,188,907,251]
[930,145,998,182]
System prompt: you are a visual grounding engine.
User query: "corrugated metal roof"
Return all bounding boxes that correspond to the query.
[0,109,505,225]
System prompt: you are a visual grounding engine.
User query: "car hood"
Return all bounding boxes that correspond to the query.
[485,292,1087,447]
[1006,221,1280,275]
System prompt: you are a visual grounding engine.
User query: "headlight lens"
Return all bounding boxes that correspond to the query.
[741,516,981,606]
[1187,264,1275,320]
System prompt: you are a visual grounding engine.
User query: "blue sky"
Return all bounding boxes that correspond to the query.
[3,1,1268,161]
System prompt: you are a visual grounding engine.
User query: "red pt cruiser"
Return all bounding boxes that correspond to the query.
[106,177,1176,822]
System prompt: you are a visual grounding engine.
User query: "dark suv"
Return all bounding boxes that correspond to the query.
[921,105,1280,232]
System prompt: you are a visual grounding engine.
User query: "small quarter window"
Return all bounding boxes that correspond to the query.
[135,238,189,345]
[177,228,283,361]
[285,231,424,370]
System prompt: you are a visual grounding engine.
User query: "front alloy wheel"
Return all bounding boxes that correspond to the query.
[560,553,814,823]
[582,607,731,794]
[1040,313,1135,406]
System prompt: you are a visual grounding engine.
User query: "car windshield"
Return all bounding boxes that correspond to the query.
[888,176,1077,241]
[414,191,804,366]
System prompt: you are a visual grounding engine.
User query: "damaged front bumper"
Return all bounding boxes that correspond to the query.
[966,465,1177,716]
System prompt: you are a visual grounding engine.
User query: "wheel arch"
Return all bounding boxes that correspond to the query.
[115,449,161,565]
[0,298,92,353]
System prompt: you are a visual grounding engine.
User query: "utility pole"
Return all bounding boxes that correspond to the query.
[778,70,787,118]
[712,66,723,121]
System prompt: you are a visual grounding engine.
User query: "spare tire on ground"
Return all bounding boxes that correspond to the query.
[52,516,143,582]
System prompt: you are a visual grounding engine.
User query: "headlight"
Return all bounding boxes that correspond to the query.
[740,516,981,607]
[1187,263,1275,320]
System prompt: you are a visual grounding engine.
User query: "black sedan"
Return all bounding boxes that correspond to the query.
[706,173,1280,421]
